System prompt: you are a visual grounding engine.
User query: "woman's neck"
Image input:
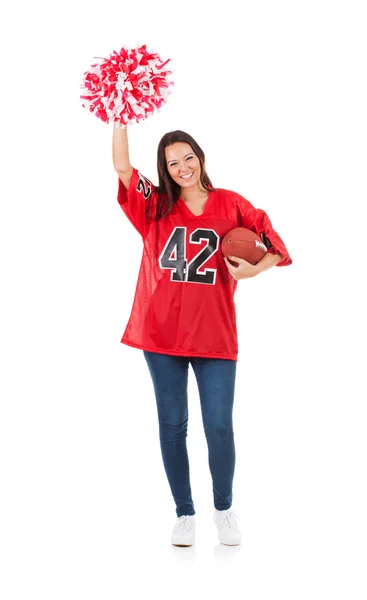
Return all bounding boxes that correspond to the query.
[180,183,208,203]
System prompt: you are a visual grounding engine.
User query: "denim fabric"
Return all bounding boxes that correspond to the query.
[143,351,237,517]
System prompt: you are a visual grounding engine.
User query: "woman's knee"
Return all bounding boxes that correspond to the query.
[159,416,188,443]
[204,422,234,448]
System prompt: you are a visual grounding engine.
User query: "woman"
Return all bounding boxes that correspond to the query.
[113,126,292,547]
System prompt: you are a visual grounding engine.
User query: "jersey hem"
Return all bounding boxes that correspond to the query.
[120,338,238,361]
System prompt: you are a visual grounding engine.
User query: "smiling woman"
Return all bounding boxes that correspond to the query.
[166,146,199,183]
[165,143,209,215]
[112,123,292,547]
[155,130,215,220]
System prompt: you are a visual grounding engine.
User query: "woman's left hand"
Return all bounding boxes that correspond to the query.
[223,256,259,280]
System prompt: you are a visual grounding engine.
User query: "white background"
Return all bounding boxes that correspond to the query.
[1,0,366,598]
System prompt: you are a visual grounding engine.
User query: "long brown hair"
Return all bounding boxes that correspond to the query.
[145,130,215,221]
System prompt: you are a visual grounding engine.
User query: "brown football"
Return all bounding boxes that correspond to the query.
[221,227,267,265]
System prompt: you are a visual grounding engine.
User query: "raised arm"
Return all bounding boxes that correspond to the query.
[112,126,133,190]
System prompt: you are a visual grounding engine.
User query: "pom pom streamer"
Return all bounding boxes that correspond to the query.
[80,44,174,126]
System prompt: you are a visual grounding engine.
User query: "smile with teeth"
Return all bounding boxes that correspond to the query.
[180,172,193,179]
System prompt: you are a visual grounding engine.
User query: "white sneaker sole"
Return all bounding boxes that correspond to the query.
[171,534,195,546]
[220,540,241,546]
[172,542,194,547]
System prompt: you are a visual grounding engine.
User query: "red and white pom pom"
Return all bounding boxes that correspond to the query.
[80,44,174,127]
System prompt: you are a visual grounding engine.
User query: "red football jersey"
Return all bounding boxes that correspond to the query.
[117,168,292,361]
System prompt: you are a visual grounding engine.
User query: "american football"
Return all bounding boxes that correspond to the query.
[221,227,267,265]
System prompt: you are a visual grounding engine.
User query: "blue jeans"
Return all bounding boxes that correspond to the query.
[143,351,237,517]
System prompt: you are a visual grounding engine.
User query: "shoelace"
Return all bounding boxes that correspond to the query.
[176,515,193,532]
[217,510,241,530]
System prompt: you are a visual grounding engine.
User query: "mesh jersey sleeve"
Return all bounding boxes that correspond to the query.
[117,167,155,237]
[235,193,292,267]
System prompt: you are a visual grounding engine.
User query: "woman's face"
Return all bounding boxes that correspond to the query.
[165,142,201,189]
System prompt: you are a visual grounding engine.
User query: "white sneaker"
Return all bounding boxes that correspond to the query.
[171,515,196,546]
[213,508,242,545]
